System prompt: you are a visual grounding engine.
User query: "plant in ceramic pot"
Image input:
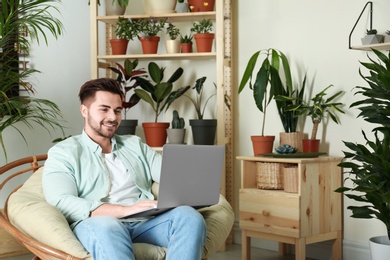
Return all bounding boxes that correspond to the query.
[184,76,217,145]
[134,62,190,147]
[167,110,186,144]
[180,34,193,53]
[361,29,384,45]
[107,59,147,135]
[335,49,390,258]
[135,17,167,54]
[287,84,344,152]
[188,0,215,12]
[176,0,189,13]
[110,17,137,55]
[190,19,214,52]
[165,23,181,54]
[143,0,177,15]
[238,48,287,155]
[0,0,65,160]
[105,0,129,15]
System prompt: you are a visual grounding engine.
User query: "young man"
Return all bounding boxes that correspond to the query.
[42,78,206,260]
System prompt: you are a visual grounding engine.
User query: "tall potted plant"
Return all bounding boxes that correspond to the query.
[134,62,190,147]
[135,18,167,54]
[190,19,214,52]
[184,76,217,145]
[0,0,65,160]
[238,48,285,155]
[110,17,137,55]
[335,49,390,259]
[107,59,147,135]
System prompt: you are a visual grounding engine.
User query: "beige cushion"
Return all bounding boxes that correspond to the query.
[8,168,234,260]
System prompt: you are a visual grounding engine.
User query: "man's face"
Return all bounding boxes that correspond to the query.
[81,91,123,140]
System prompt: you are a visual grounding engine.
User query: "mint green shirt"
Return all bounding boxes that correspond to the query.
[42,131,162,229]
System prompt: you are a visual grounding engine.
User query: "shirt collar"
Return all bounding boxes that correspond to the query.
[81,130,118,154]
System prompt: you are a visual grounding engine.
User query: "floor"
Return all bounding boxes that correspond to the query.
[1,244,307,260]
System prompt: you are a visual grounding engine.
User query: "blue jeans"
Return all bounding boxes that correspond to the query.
[73,206,206,260]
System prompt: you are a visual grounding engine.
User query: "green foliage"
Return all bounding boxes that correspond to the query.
[184,77,216,120]
[107,59,147,119]
[190,19,213,34]
[180,34,193,43]
[171,110,185,129]
[238,48,295,136]
[135,18,167,38]
[0,0,65,160]
[166,23,180,40]
[335,49,390,239]
[134,62,190,122]
[114,17,137,40]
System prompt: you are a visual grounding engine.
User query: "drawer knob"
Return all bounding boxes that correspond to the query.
[262,210,270,216]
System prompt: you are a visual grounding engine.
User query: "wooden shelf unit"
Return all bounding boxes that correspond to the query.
[237,155,343,260]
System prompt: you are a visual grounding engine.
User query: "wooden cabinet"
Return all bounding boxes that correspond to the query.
[237,155,343,260]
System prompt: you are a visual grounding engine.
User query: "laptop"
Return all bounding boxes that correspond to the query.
[120,144,225,219]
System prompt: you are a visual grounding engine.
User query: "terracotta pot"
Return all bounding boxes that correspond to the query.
[251,136,275,156]
[188,0,215,12]
[109,39,129,55]
[302,139,320,152]
[181,42,193,53]
[140,36,160,54]
[279,132,304,152]
[142,122,170,147]
[194,33,214,52]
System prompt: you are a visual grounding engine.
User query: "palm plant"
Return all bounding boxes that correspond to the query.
[0,0,65,159]
[335,49,390,240]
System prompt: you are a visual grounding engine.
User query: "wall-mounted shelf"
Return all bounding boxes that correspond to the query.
[350,42,390,51]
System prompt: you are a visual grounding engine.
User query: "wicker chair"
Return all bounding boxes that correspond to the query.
[0,155,234,260]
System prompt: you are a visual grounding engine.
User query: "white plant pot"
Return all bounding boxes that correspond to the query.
[105,0,126,15]
[369,236,390,260]
[143,0,177,14]
[165,39,180,54]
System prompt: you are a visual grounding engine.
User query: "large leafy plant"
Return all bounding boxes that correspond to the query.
[335,49,390,240]
[0,0,65,160]
[134,62,190,122]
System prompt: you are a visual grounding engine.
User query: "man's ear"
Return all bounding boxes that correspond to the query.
[80,104,87,118]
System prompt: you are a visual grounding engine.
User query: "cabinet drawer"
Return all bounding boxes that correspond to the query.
[239,188,300,238]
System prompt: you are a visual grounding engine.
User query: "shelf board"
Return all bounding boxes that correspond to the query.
[97,52,217,61]
[97,12,216,24]
[350,42,390,51]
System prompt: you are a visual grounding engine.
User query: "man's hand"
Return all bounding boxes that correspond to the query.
[91,200,158,218]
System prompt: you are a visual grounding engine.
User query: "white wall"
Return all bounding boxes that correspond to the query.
[1,0,388,258]
[234,0,390,259]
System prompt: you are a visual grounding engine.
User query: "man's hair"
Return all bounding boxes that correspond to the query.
[79,78,124,104]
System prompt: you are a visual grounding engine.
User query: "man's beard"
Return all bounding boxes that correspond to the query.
[87,117,118,139]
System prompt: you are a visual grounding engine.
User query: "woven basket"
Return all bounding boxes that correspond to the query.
[283,165,298,193]
[256,162,291,189]
[279,132,304,152]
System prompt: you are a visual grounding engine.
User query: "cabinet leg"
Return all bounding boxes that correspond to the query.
[295,238,306,260]
[242,230,251,260]
[332,230,343,260]
[278,242,288,256]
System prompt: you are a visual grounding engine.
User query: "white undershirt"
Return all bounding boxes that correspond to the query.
[101,153,141,206]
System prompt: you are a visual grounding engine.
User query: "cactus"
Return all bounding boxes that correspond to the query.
[172,110,185,129]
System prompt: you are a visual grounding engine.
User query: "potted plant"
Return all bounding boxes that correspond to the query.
[288,84,344,152]
[134,62,190,147]
[107,59,147,135]
[184,76,217,145]
[105,0,129,15]
[110,17,137,55]
[176,0,189,13]
[135,18,167,54]
[0,0,65,160]
[165,23,181,54]
[190,19,214,52]
[167,110,186,144]
[180,34,193,53]
[238,48,284,155]
[361,29,384,45]
[143,0,177,14]
[335,49,390,259]
[188,0,215,12]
